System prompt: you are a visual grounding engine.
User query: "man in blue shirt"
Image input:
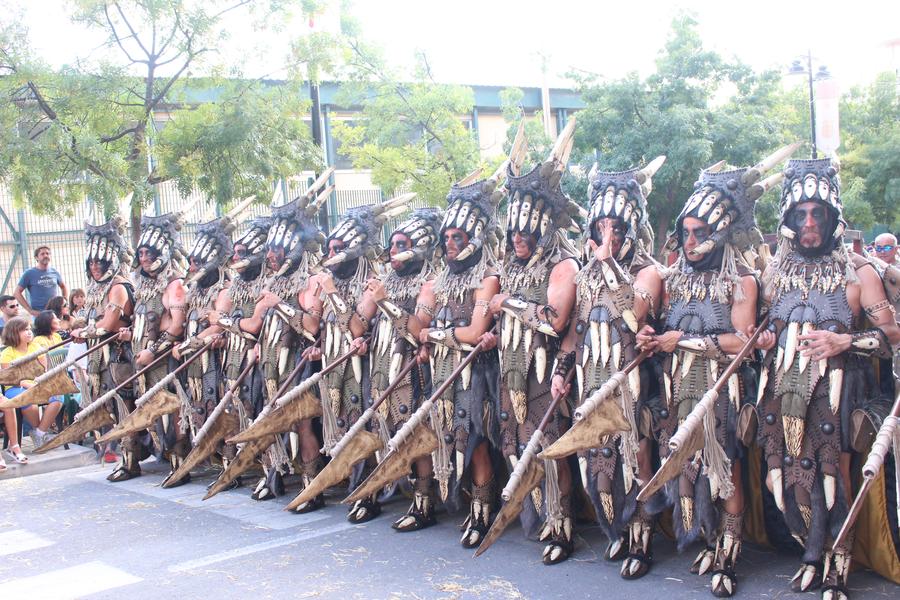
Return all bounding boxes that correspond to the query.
[15,246,68,315]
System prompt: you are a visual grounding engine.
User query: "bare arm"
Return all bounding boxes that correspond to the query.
[633,265,664,326]
[163,279,187,338]
[58,276,69,302]
[719,275,759,354]
[87,282,130,334]
[14,285,33,316]
[455,276,500,344]
[544,258,578,334]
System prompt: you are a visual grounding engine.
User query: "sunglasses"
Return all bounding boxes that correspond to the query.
[875,245,895,252]
[6,303,19,309]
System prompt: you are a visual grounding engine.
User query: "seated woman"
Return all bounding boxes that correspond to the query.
[0,316,62,451]
[45,296,73,337]
[33,310,64,349]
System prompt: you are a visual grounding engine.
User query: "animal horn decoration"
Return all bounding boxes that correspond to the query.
[504,117,582,269]
[385,206,444,264]
[321,193,415,268]
[741,142,803,186]
[488,120,529,183]
[586,156,666,262]
[666,143,799,258]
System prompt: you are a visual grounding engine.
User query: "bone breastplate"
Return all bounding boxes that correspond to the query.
[574,258,640,402]
[186,281,224,381]
[370,291,418,424]
[431,294,477,404]
[664,271,736,419]
[132,287,165,355]
[498,259,559,401]
[260,293,301,387]
[224,276,259,381]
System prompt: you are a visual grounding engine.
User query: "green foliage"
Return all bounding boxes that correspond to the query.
[1,0,319,230]
[567,13,797,250]
[329,31,480,206]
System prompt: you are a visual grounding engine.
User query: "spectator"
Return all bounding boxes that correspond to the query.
[873,233,898,265]
[34,310,64,348]
[15,246,69,316]
[0,295,22,335]
[45,296,73,335]
[0,316,61,450]
[69,288,86,318]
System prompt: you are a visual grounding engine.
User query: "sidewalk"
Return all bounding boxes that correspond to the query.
[0,438,96,480]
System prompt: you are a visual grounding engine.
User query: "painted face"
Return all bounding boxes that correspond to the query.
[512,231,536,260]
[266,246,285,271]
[137,247,157,272]
[790,201,828,249]
[594,217,626,256]
[88,259,105,281]
[443,228,469,261]
[389,232,412,271]
[188,256,202,273]
[681,216,711,263]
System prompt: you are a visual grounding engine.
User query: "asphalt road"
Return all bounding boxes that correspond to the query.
[0,459,895,599]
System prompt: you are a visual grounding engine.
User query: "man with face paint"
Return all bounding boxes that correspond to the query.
[111,211,188,482]
[349,207,442,526]
[312,196,412,517]
[70,215,136,463]
[636,145,798,597]
[550,158,666,577]
[416,150,528,546]
[232,188,329,503]
[166,200,255,486]
[482,120,581,565]
[206,215,272,486]
[756,157,900,600]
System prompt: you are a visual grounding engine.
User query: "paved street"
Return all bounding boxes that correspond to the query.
[0,458,896,599]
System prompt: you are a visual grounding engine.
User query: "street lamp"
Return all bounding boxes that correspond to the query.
[788,50,831,159]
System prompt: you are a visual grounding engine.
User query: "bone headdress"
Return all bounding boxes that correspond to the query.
[266,168,336,277]
[586,155,666,260]
[322,192,416,268]
[778,156,843,243]
[84,200,134,283]
[231,214,273,272]
[184,196,256,286]
[134,207,191,276]
[439,120,530,264]
[504,117,584,268]
[387,206,444,264]
[667,142,800,257]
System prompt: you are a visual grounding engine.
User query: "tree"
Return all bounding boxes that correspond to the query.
[328,23,481,206]
[569,14,797,249]
[1,0,321,243]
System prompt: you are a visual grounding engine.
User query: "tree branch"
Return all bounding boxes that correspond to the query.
[113,1,151,58]
[104,4,146,65]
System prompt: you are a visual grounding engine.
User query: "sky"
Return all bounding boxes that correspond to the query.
[8,0,900,92]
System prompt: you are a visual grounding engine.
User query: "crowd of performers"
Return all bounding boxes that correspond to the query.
[6,120,900,599]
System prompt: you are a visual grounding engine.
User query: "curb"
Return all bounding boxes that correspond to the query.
[0,443,97,480]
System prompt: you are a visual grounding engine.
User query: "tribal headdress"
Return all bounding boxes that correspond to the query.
[666,143,800,261]
[439,121,528,267]
[778,156,844,251]
[386,206,444,266]
[84,214,133,283]
[184,196,256,287]
[266,168,335,277]
[231,214,273,273]
[322,192,416,268]
[586,155,666,261]
[504,118,583,269]
[134,209,190,277]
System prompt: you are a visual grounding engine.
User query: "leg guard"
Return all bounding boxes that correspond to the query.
[710,511,742,598]
[393,476,437,532]
[621,502,654,580]
[460,481,494,549]
[821,533,853,600]
[290,457,324,513]
[539,493,574,566]
[165,437,192,488]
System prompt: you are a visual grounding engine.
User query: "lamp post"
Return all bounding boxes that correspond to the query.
[789,50,831,159]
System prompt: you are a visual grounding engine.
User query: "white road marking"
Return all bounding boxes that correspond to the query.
[78,470,331,530]
[0,529,54,556]
[0,561,141,599]
[168,521,356,572]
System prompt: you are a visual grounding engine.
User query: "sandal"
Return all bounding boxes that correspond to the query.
[9,444,28,464]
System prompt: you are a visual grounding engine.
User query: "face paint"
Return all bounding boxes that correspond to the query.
[789,205,828,231]
[681,223,711,244]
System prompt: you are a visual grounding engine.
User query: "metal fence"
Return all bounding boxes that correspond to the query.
[0,177,423,297]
